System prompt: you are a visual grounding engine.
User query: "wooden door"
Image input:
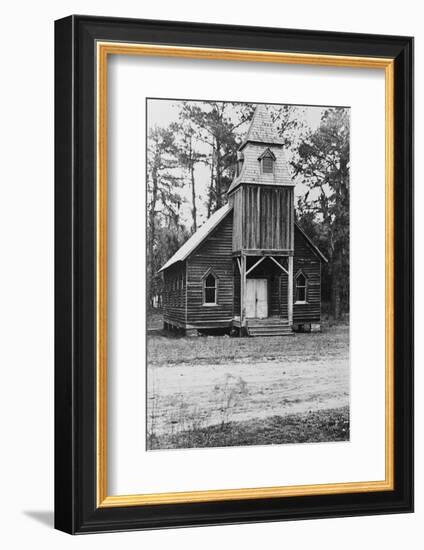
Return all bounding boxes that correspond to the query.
[246,279,256,318]
[256,279,268,319]
[246,279,268,318]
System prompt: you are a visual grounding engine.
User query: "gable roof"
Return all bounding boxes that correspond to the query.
[258,148,276,161]
[295,223,328,263]
[158,204,233,272]
[241,104,284,148]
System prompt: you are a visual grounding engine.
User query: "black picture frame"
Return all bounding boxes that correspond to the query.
[55,15,414,534]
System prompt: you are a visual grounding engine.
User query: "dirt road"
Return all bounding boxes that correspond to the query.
[147,352,349,436]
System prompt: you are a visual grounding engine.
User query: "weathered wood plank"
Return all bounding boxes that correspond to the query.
[187,212,234,328]
[162,263,187,324]
[236,185,293,252]
[293,225,322,324]
[233,249,294,256]
[237,185,293,250]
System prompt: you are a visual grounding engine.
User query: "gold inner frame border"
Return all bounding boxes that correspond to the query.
[96,42,395,508]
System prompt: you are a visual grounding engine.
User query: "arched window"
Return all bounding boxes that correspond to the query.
[203,271,218,305]
[295,272,308,303]
[262,156,274,173]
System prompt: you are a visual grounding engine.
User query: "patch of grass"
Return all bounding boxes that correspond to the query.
[148,406,350,450]
[147,310,165,331]
[147,324,349,367]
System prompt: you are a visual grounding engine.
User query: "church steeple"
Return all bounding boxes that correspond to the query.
[229,103,296,331]
[227,104,292,195]
[229,103,294,257]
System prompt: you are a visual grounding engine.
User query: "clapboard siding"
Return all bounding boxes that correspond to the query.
[186,212,234,327]
[163,263,187,325]
[293,225,321,323]
[233,264,241,317]
[269,276,280,316]
[280,274,289,318]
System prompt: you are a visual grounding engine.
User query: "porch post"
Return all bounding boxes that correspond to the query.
[288,255,293,326]
[240,253,247,328]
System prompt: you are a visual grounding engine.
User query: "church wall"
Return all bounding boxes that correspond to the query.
[162,262,187,326]
[186,211,234,328]
[293,225,322,324]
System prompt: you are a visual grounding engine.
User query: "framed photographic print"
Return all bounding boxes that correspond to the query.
[54,15,413,534]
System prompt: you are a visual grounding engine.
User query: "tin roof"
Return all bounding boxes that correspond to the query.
[295,223,328,263]
[158,204,233,272]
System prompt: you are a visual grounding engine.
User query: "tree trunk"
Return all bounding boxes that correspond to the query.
[207,139,215,217]
[331,251,342,320]
[191,164,197,232]
[189,139,197,232]
[215,139,222,209]
[148,162,158,304]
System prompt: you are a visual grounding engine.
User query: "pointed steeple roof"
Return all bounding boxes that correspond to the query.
[240,104,284,149]
[227,104,292,195]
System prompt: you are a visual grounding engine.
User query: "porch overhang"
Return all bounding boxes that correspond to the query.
[235,252,294,329]
[232,249,294,257]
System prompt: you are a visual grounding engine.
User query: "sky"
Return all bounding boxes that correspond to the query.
[146,98,329,228]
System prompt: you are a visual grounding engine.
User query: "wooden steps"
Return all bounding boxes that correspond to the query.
[247,318,293,337]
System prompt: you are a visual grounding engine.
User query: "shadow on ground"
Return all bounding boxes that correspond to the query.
[23,510,54,528]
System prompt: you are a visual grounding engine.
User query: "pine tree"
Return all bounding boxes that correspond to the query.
[292,108,350,319]
[147,126,183,306]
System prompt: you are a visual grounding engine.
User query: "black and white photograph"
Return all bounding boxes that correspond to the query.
[0,0,416,542]
[146,99,350,450]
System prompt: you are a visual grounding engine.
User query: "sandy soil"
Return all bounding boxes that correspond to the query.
[147,351,349,436]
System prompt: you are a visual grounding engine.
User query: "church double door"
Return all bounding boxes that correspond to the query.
[246,279,268,319]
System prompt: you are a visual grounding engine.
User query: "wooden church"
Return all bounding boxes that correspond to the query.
[159,105,327,336]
